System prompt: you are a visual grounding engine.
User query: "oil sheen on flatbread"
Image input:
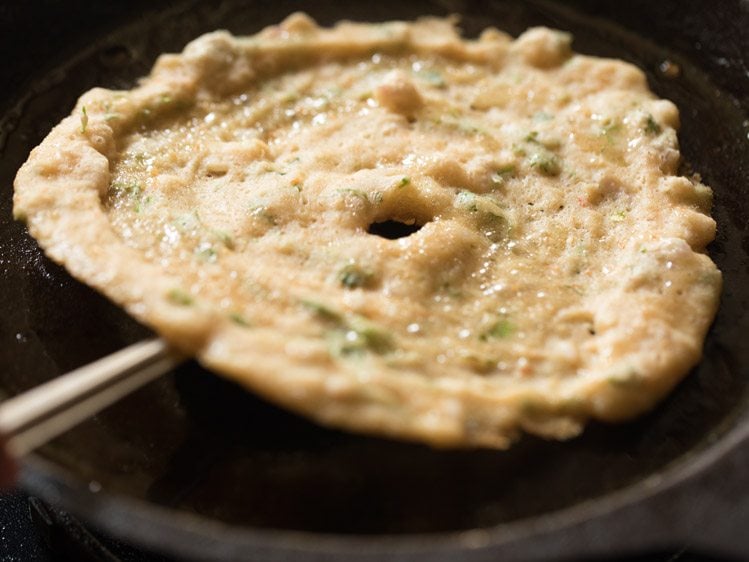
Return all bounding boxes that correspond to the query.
[13,13,721,448]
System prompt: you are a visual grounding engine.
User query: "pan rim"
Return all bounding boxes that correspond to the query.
[18,410,749,560]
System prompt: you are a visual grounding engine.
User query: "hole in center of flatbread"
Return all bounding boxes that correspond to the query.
[367,219,423,240]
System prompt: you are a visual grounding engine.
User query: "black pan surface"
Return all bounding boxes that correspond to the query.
[0,1,748,560]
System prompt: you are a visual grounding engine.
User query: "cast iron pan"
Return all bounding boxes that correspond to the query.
[1,0,748,560]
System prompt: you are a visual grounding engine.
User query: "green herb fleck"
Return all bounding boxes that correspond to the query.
[228,312,251,327]
[455,191,509,241]
[455,190,479,212]
[281,91,300,104]
[399,176,411,187]
[601,118,621,135]
[439,281,463,299]
[480,319,514,341]
[352,322,393,354]
[328,322,393,357]
[167,289,194,306]
[491,164,516,185]
[644,114,662,135]
[101,102,121,123]
[303,300,393,356]
[339,263,374,289]
[438,115,489,136]
[301,300,343,322]
[195,245,217,263]
[337,188,368,201]
[211,229,235,250]
[457,119,487,135]
[111,181,142,197]
[134,195,152,214]
[80,106,88,133]
[250,206,277,225]
[600,118,622,145]
[173,210,201,232]
[337,188,381,204]
[527,151,561,176]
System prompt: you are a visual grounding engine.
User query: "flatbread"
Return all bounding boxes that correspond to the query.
[13,14,721,448]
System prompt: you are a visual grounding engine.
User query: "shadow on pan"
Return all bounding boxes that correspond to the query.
[0,0,747,559]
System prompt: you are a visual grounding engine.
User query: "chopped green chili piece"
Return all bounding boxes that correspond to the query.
[303,299,393,356]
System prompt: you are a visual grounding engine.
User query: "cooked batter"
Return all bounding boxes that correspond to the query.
[13,14,721,447]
